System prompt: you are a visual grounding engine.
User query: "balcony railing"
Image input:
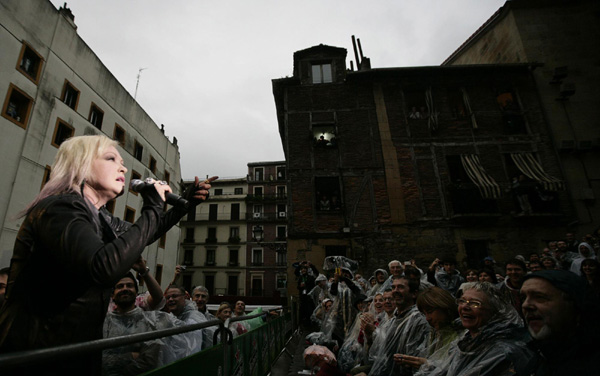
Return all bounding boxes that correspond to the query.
[245,194,287,203]
[246,212,288,221]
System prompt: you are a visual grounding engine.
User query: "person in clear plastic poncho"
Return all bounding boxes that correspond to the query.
[102,273,199,376]
[394,287,464,373]
[338,292,387,373]
[415,282,537,376]
[355,276,430,376]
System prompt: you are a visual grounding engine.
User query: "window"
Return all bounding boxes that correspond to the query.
[254,168,264,181]
[206,227,217,243]
[185,228,194,242]
[276,226,287,240]
[276,274,287,289]
[113,124,126,146]
[277,204,286,218]
[276,250,287,266]
[277,166,286,180]
[315,177,341,211]
[51,118,74,148]
[497,91,526,134]
[205,275,215,296]
[214,189,223,196]
[251,276,263,296]
[231,203,240,220]
[277,186,286,198]
[164,170,170,184]
[124,206,136,223]
[449,89,467,120]
[253,204,263,219]
[41,165,51,190]
[234,187,243,195]
[229,227,240,242]
[105,199,116,214]
[61,80,80,110]
[129,170,141,195]
[2,84,33,129]
[149,156,156,174]
[312,63,332,84]
[252,248,263,266]
[447,155,498,214]
[206,249,216,265]
[184,249,194,265]
[208,204,218,220]
[155,264,163,285]
[312,124,337,147]
[159,233,166,248]
[16,42,43,84]
[254,186,263,197]
[228,275,238,296]
[134,140,143,162]
[405,90,428,120]
[229,249,239,266]
[88,103,104,130]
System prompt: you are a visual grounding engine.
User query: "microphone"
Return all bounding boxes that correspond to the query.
[130,179,189,209]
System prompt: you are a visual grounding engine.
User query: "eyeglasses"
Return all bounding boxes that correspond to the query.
[165,293,184,300]
[456,298,484,309]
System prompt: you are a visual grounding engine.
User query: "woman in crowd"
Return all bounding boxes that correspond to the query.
[394,287,463,372]
[581,259,600,300]
[0,135,215,375]
[541,256,558,270]
[477,268,498,285]
[416,282,537,376]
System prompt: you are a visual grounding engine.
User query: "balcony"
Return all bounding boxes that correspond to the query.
[205,237,218,244]
[245,194,287,203]
[228,236,241,244]
[205,261,216,266]
[246,212,288,221]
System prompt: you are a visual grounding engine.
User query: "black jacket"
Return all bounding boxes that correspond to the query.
[0,191,187,374]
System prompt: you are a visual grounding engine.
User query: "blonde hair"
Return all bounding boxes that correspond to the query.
[22,135,118,215]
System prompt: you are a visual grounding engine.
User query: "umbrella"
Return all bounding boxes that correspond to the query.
[322,256,359,272]
[303,345,337,368]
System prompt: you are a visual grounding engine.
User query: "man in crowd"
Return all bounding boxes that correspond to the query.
[368,268,389,297]
[499,258,526,317]
[380,260,404,292]
[357,276,430,376]
[521,270,598,375]
[191,285,216,349]
[163,285,205,353]
[233,300,246,318]
[433,258,464,296]
[103,274,192,375]
[296,261,317,329]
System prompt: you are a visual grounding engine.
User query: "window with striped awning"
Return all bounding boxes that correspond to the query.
[460,154,502,199]
[510,153,564,191]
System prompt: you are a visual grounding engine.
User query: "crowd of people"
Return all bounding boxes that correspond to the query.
[297,231,600,376]
[102,262,273,375]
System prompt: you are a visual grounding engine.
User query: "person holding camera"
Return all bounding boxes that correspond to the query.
[0,135,216,375]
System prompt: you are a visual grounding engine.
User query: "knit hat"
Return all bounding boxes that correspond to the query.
[523,270,587,310]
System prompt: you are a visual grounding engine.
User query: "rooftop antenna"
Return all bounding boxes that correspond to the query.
[134,67,147,99]
[352,35,361,70]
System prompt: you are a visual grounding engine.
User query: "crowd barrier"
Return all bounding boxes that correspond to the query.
[145,312,292,376]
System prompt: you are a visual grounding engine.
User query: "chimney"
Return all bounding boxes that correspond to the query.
[59,3,77,29]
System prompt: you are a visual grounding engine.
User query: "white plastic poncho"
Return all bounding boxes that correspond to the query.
[102,307,199,376]
[367,305,430,376]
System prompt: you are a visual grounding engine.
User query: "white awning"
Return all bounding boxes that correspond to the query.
[461,154,502,199]
[510,153,564,191]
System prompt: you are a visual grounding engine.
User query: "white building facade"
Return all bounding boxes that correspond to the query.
[0,0,183,286]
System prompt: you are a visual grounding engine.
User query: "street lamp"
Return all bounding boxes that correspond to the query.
[252,226,264,243]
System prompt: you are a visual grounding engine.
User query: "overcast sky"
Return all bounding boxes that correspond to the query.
[49,0,506,180]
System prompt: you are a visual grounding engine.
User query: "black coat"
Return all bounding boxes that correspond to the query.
[0,191,187,374]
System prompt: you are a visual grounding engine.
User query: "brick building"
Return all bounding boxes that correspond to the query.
[443,0,600,235]
[246,161,288,304]
[273,44,573,292]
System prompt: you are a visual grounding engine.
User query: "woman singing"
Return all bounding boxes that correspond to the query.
[0,135,216,375]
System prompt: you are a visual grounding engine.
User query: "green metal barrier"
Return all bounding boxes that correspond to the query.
[145,313,291,376]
